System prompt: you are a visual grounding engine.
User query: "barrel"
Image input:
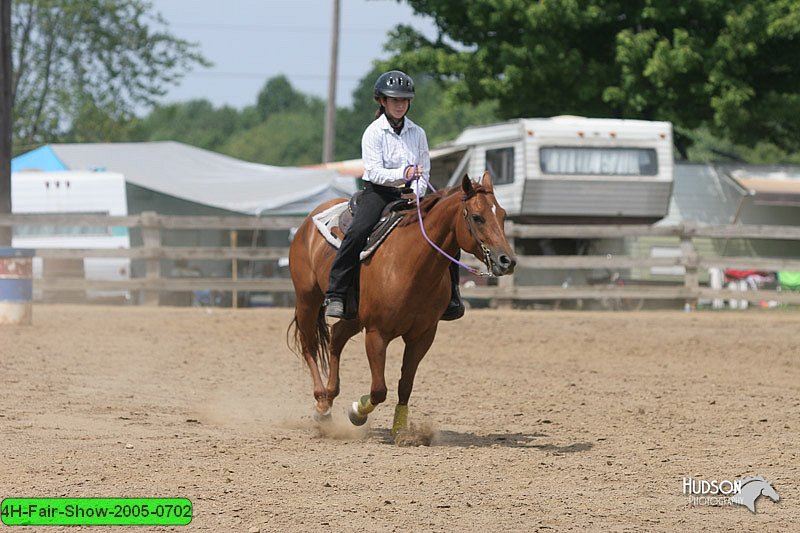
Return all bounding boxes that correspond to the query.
[0,248,35,325]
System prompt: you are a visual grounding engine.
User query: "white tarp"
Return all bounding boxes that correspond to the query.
[43,141,356,215]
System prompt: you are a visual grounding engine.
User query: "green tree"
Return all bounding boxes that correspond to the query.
[408,73,497,147]
[221,101,326,166]
[129,99,248,150]
[255,75,310,120]
[334,64,498,160]
[685,126,800,164]
[11,0,208,147]
[392,0,800,154]
[64,96,135,143]
[126,70,494,167]
[125,75,324,163]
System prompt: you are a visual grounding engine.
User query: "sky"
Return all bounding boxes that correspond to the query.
[148,0,438,110]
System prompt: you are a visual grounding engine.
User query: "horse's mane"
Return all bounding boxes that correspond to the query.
[397,183,485,227]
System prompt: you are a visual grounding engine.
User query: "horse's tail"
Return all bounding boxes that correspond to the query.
[287,306,331,376]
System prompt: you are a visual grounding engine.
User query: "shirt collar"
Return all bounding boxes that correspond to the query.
[378,113,416,134]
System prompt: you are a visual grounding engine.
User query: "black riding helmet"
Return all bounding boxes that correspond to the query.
[374,70,415,101]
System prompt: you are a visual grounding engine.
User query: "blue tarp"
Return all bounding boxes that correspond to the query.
[11,145,68,172]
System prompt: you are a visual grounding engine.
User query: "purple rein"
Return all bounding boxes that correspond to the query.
[406,175,491,277]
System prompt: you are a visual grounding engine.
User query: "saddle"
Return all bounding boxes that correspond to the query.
[312,191,414,261]
[337,190,414,256]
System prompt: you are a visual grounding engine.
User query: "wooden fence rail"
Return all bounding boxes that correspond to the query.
[3,212,800,307]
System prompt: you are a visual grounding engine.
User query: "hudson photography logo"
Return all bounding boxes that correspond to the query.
[682,475,780,513]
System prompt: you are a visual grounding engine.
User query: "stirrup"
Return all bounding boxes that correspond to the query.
[324,298,345,319]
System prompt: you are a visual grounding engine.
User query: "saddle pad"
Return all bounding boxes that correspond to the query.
[311,201,404,261]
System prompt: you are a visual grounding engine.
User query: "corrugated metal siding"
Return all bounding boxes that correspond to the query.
[455,121,523,146]
[658,164,741,226]
[471,141,527,215]
[525,135,539,180]
[469,150,485,179]
[522,179,672,217]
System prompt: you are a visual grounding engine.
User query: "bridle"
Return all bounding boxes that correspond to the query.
[413,185,497,277]
[463,204,499,276]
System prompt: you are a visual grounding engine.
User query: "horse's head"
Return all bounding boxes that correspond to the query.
[761,481,780,502]
[456,171,516,276]
[732,476,780,513]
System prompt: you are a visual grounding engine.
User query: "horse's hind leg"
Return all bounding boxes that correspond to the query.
[347,330,389,427]
[293,295,330,418]
[392,328,437,436]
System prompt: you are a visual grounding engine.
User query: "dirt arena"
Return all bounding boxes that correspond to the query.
[1,304,798,532]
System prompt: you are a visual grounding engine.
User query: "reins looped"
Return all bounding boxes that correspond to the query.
[413,182,495,277]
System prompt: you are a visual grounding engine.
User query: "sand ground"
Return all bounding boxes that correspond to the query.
[1,304,798,532]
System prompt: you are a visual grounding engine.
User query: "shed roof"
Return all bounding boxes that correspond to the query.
[723,165,800,206]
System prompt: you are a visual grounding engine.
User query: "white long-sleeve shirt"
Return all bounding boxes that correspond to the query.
[361,114,431,197]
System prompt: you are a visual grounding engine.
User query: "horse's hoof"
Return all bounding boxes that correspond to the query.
[348,402,368,426]
[313,408,332,423]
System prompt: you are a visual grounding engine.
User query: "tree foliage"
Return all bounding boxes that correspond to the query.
[334,64,498,161]
[129,99,253,150]
[11,0,208,148]
[393,0,800,153]
[129,72,498,166]
[255,75,310,120]
[222,108,325,166]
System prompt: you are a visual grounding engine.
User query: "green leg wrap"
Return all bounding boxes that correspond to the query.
[391,404,409,436]
[357,394,376,416]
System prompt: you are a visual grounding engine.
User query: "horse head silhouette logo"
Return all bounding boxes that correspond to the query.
[730,476,780,513]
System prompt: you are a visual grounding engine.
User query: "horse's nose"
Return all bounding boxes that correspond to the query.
[497,253,516,274]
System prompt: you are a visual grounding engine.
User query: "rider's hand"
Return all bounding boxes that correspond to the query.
[404,165,423,182]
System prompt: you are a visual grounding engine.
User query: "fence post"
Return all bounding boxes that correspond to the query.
[680,226,699,309]
[230,229,238,308]
[140,211,161,306]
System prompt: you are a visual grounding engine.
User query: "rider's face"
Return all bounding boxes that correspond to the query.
[381,97,410,120]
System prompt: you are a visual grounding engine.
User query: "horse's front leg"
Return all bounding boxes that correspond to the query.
[392,327,437,436]
[325,319,362,408]
[347,329,389,426]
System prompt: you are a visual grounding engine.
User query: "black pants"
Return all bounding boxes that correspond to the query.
[327,182,401,300]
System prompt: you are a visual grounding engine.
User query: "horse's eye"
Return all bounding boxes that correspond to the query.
[471,214,485,224]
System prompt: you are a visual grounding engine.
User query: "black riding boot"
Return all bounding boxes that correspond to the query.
[441,260,465,321]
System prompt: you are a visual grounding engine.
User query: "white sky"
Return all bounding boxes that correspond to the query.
[148,0,438,110]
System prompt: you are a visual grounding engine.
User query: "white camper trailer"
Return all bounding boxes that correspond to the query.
[430,117,675,298]
[11,170,131,301]
[434,116,674,224]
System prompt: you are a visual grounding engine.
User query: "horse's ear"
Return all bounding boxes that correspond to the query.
[461,174,474,194]
[481,170,494,193]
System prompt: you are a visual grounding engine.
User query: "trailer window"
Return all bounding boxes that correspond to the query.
[540,147,658,176]
[485,147,514,185]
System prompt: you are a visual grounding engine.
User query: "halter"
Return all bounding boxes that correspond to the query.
[413,183,496,277]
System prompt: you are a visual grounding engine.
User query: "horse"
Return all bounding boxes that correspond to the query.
[730,476,780,513]
[287,171,516,437]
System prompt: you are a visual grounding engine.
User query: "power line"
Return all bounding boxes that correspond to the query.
[170,22,388,34]
[185,71,363,81]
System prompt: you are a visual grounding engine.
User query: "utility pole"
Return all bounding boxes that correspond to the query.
[322,0,340,163]
[0,0,12,245]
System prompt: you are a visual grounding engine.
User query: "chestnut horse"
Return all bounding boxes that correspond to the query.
[288,172,516,436]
